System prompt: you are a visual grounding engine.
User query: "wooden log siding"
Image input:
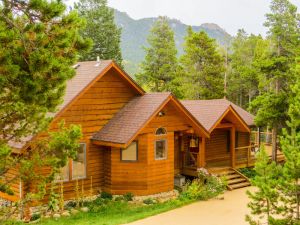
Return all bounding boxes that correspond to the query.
[107,102,193,195]
[23,69,141,201]
[205,129,231,167]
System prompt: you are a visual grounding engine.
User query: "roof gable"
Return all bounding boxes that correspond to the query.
[10,60,145,150]
[54,60,145,119]
[92,93,209,148]
[181,99,254,133]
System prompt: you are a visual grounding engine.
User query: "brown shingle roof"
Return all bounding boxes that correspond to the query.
[181,99,254,132]
[92,93,171,144]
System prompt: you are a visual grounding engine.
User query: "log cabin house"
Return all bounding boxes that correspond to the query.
[3,60,256,202]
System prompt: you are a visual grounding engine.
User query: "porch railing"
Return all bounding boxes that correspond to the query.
[235,145,257,167]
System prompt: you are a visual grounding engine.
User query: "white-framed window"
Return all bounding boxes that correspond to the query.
[155,139,167,160]
[121,141,138,162]
[72,143,87,180]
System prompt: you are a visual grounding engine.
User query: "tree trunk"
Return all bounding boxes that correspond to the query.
[272,127,278,162]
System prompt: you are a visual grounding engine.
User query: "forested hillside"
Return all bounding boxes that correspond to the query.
[114,9,232,74]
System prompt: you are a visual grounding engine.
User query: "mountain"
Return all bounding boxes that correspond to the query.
[114,9,232,75]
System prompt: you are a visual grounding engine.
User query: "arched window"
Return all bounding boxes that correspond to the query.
[155,127,167,135]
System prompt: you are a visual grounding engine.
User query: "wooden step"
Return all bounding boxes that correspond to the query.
[226,174,241,179]
[227,178,247,185]
[228,182,251,190]
[208,167,251,190]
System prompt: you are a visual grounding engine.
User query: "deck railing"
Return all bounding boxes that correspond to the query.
[235,145,257,167]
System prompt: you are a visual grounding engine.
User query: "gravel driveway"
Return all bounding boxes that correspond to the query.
[127,187,255,225]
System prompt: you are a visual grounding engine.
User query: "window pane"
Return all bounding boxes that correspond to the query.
[156,127,167,135]
[155,140,167,160]
[121,142,137,161]
[55,161,69,181]
[72,143,86,179]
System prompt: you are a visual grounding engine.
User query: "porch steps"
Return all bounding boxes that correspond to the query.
[208,167,251,191]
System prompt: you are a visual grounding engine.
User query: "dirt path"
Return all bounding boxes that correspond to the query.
[127,187,255,225]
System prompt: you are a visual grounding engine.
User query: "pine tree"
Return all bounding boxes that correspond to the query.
[180,27,225,100]
[0,0,88,209]
[0,0,90,146]
[246,146,282,225]
[75,0,123,66]
[136,16,182,97]
[228,29,269,108]
[250,0,300,162]
[278,62,300,223]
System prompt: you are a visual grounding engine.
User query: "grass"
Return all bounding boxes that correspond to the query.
[18,199,193,225]
[4,172,226,225]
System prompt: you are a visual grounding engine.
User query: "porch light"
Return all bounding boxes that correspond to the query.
[189,136,197,148]
[158,111,165,117]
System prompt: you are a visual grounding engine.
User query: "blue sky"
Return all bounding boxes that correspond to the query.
[107,0,300,36]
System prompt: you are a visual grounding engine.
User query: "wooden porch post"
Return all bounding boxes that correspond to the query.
[198,137,206,168]
[230,127,236,168]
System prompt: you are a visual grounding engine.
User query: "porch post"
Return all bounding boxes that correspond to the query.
[230,127,236,168]
[198,137,206,168]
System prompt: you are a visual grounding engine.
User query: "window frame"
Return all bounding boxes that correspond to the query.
[155,127,167,136]
[155,139,168,160]
[120,141,138,162]
[72,143,87,180]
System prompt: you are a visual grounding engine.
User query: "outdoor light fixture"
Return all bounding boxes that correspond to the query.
[189,135,197,148]
[158,111,165,117]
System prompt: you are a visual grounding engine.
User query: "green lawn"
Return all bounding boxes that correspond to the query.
[33,199,193,225]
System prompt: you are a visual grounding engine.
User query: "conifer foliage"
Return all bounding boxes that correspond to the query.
[136,16,181,96]
[0,0,88,209]
[75,0,123,66]
[180,27,225,99]
[249,0,300,161]
[0,0,90,143]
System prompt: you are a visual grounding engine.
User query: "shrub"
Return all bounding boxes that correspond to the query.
[65,200,77,209]
[30,213,41,221]
[123,192,134,201]
[100,192,113,200]
[238,167,256,179]
[114,196,124,201]
[180,170,226,201]
[143,198,155,205]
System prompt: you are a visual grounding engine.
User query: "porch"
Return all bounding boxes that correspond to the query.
[175,130,285,178]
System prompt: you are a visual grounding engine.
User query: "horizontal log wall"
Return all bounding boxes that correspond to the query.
[23,68,139,201]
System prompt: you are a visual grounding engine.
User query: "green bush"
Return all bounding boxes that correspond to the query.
[180,170,226,201]
[100,191,113,200]
[123,192,134,201]
[143,198,155,205]
[30,213,41,221]
[114,196,125,201]
[238,167,256,179]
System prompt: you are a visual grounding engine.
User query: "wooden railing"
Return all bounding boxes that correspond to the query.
[235,145,257,167]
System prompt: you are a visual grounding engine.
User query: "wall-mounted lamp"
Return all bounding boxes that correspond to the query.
[158,111,165,117]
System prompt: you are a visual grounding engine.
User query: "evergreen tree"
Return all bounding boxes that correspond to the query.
[75,0,123,65]
[250,0,300,161]
[278,63,300,223]
[180,27,225,100]
[246,146,282,225]
[228,29,269,108]
[0,0,90,146]
[0,0,88,210]
[136,16,182,97]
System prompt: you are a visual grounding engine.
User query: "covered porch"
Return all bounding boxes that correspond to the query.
[175,101,254,177]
